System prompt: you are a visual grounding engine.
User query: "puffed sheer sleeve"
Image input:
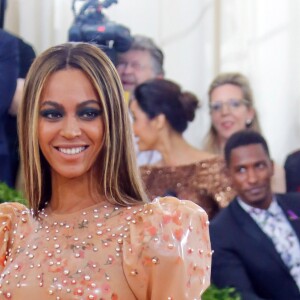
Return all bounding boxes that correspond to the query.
[0,202,28,273]
[123,196,211,300]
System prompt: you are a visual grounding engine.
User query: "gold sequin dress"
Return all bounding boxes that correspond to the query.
[140,157,235,219]
[0,197,211,300]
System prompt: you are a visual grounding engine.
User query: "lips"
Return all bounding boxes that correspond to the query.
[245,186,265,196]
[221,120,234,130]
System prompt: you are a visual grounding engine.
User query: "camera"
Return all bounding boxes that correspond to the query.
[68,0,132,64]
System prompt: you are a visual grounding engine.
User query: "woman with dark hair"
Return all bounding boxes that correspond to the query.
[130,79,235,219]
[0,43,211,299]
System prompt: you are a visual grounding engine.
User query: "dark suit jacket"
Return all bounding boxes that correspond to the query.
[210,193,300,300]
[284,150,300,192]
[0,29,19,186]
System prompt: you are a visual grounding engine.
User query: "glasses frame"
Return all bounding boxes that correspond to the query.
[209,98,250,113]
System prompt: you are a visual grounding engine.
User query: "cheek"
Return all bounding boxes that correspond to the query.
[231,175,246,189]
[233,109,248,124]
[211,113,222,127]
[137,70,155,84]
[91,122,105,146]
[132,118,148,137]
[38,121,55,147]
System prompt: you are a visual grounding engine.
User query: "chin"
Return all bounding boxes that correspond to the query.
[137,143,148,152]
[52,166,91,180]
[248,197,268,208]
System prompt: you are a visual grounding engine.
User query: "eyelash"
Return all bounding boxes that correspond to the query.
[40,109,102,121]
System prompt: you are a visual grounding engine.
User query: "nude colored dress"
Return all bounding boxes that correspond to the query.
[0,197,211,299]
[140,157,235,220]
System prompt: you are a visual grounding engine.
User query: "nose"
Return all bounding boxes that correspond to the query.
[247,168,258,184]
[220,102,230,115]
[60,116,81,139]
[123,63,135,74]
[117,62,132,74]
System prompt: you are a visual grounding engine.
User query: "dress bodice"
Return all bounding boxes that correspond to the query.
[0,197,211,299]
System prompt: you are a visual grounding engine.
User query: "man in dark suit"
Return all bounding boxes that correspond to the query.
[210,130,300,300]
[0,29,19,186]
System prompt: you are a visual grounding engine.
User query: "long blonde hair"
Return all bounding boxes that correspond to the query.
[204,72,261,154]
[19,42,147,215]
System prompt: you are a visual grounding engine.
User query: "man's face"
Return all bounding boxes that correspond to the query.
[116,50,158,92]
[227,144,274,209]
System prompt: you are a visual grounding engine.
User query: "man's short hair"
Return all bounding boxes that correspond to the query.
[224,130,270,166]
[130,35,164,76]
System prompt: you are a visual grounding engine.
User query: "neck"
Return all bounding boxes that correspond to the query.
[49,172,104,214]
[218,136,227,156]
[155,130,210,166]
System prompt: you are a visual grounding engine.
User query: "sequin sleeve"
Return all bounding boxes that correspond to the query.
[123,196,211,299]
[0,202,28,272]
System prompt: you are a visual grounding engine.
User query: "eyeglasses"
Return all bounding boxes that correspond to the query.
[209,99,250,113]
[116,60,150,72]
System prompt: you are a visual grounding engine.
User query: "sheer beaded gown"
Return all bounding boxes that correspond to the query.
[0,197,211,300]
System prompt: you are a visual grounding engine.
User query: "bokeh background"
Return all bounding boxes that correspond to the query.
[4,0,300,164]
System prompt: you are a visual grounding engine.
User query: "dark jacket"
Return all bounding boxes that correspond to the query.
[284,150,300,192]
[210,193,300,300]
[0,29,19,186]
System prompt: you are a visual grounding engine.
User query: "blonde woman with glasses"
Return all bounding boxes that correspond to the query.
[204,72,286,193]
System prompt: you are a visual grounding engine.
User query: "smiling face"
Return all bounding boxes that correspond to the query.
[227,144,274,209]
[210,84,255,144]
[129,100,159,151]
[38,68,104,180]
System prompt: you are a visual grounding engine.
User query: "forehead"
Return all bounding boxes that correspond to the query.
[41,68,98,103]
[211,84,243,101]
[229,144,269,166]
[118,49,153,64]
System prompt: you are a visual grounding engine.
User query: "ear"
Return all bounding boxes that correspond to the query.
[270,159,275,176]
[152,114,166,130]
[246,107,255,123]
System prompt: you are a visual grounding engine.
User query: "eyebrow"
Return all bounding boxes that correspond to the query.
[40,100,100,109]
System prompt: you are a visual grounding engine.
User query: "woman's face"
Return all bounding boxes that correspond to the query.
[38,68,105,180]
[210,84,254,142]
[129,100,159,151]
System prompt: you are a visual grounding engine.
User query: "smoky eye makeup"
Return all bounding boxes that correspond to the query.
[39,100,102,121]
[77,107,103,120]
[39,108,64,120]
[39,100,64,120]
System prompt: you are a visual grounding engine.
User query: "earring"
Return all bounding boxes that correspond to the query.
[245,119,252,128]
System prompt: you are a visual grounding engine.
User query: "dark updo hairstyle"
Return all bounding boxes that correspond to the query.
[134,78,200,133]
